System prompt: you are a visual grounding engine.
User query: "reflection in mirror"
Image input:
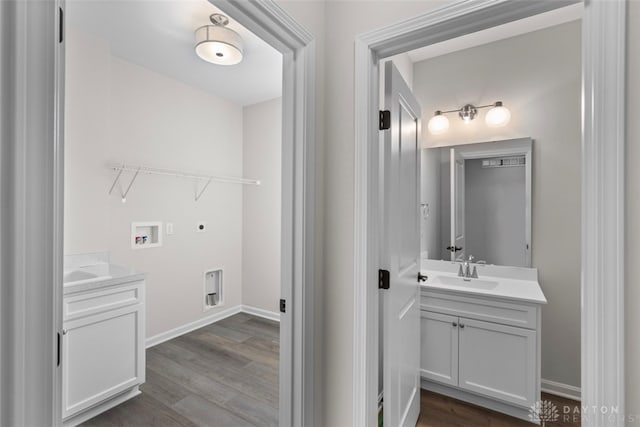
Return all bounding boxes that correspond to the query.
[421,138,532,268]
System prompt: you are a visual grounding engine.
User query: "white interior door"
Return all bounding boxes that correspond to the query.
[382,61,421,427]
[450,148,465,261]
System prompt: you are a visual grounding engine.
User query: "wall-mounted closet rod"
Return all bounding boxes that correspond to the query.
[108,163,260,202]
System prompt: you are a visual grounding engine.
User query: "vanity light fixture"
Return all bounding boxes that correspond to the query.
[427,101,511,135]
[427,111,450,135]
[195,14,244,65]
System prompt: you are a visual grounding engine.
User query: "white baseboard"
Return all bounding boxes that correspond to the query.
[541,379,581,401]
[241,304,281,322]
[145,305,242,348]
[145,304,280,348]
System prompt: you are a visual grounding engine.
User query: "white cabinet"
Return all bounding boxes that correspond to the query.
[420,290,541,422]
[63,280,145,426]
[458,318,536,407]
[420,311,458,386]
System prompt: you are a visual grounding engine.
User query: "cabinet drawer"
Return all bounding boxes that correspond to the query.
[64,282,143,321]
[421,291,537,329]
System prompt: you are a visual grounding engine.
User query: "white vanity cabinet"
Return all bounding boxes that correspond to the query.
[62,279,145,426]
[420,289,542,422]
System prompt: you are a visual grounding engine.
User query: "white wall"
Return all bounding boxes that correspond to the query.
[413,21,582,389]
[464,159,526,266]
[242,98,282,314]
[65,29,245,338]
[308,2,451,424]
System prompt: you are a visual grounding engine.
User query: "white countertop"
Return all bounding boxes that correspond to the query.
[420,259,547,305]
[64,263,145,295]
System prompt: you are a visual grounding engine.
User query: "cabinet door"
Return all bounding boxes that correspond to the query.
[62,304,144,419]
[458,318,536,407]
[420,311,458,386]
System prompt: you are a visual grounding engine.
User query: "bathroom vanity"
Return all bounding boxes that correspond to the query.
[419,260,546,422]
[62,254,146,426]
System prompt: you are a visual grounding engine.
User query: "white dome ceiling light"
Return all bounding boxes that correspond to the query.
[195,14,244,66]
[427,101,511,135]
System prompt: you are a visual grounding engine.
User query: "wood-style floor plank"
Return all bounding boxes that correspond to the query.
[84,312,579,427]
[417,389,581,427]
[81,313,279,427]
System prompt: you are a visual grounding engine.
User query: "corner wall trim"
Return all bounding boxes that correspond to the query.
[541,379,581,401]
[145,305,242,348]
[241,305,281,322]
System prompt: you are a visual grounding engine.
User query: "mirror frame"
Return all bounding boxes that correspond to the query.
[439,137,533,267]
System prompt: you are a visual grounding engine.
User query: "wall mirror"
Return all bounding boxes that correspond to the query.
[421,137,532,268]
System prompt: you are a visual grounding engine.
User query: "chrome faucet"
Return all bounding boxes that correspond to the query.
[457,255,485,280]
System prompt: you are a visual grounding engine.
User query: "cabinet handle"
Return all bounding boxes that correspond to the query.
[459,324,465,329]
[452,322,457,327]
[62,329,67,335]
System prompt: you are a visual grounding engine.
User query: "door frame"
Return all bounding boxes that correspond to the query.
[353,1,626,426]
[0,1,316,426]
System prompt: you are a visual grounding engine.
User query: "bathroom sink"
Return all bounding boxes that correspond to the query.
[64,270,99,283]
[64,266,112,285]
[432,275,499,290]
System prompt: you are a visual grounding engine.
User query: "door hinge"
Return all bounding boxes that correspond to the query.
[378,269,390,289]
[379,110,390,130]
[59,7,64,43]
[279,299,286,313]
[57,332,61,367]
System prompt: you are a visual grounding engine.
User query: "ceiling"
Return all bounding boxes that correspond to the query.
[407,3,583,63]
[67,0,283,106]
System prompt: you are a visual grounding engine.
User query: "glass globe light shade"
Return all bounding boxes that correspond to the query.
[485,102,511,127]
[427,112,450,135]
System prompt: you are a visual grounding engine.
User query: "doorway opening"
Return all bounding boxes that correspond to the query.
[50,1,316,426]
[357,1,626,426]
[62,2,283,425]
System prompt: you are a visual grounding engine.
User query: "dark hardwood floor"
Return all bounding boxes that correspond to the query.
[82,313,279,427]
[83,313,579,427]
[417,389,581,427]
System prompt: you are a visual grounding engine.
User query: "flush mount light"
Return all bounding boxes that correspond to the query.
[427,101,511,135]
[195,14,243,65]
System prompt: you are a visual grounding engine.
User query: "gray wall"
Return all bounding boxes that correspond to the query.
[626,1,640,417]
[420,148,441,260]
[414,21,582,388]
[464,159,526,266]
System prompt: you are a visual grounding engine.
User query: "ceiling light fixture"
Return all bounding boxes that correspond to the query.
[195,14,243,66]
[427,101,511,135]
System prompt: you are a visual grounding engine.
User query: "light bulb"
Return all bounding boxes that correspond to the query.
[485,102,511,127]
[427,111,449,135]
